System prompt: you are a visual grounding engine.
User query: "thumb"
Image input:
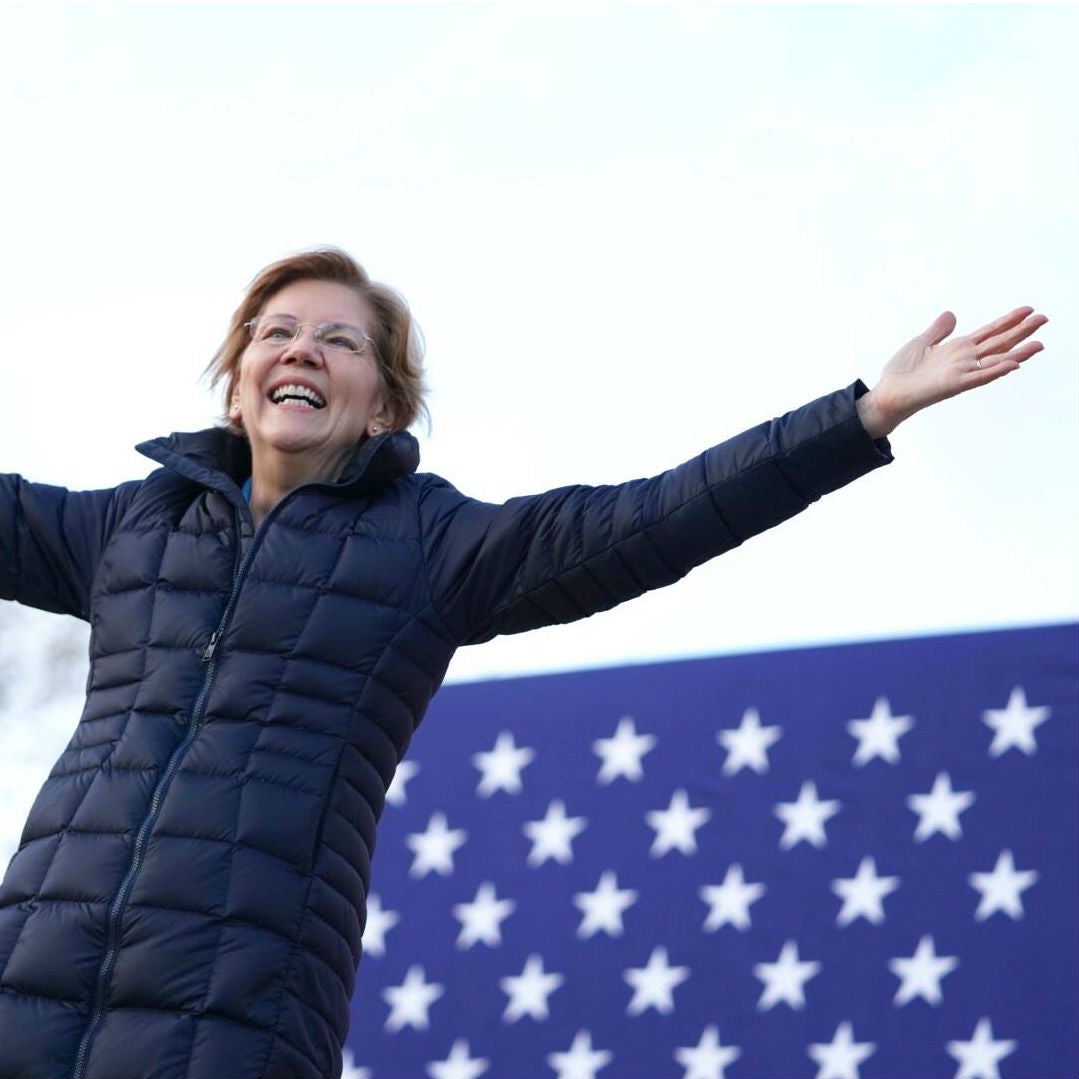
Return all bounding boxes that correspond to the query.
[921,310,957,346]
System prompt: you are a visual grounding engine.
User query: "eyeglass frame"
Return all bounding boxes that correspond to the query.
[244,314,375,356]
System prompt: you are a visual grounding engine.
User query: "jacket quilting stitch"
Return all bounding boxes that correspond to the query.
[0,384,891,1078]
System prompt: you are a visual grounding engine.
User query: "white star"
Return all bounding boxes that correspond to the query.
[646,789,711,857]
[831,856,900,926]
[946,1017,1017,1079]
[674,1026,741,1079]
[847,697,913,766]
[473,731,535,797]
[385,759,419,807]
[775,781,841,849]
[361,893,399,957]
[907,772,975,842]
[383,964,445,1032]
[340,1049,372,1079]
[700,864,766,931]
[716,707,782,775]
[500,954,564,1022]
[969,849,1039,921]
[889,935,959,1006]
[547,1030,613,1079]
[573,870,639,938]
[406,812,468,877]
[426,1039,489,1079]
[983,686,1051,757]
[453,881,515,949]
[523,800,587,866]
[753,940,821,1011]
[624,946,690,1016]
[807,1022,876,1079]
[593,716,655,784]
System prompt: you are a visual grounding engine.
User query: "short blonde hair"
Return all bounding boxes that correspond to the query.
[207,247,428,434]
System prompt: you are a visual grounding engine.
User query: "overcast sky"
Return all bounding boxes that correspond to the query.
[1,2,1075,692]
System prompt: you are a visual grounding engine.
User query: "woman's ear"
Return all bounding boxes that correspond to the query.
[229,390,242,423]
[367,400,395,437]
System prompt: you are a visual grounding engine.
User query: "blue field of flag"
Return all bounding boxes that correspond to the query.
[347,623,1078,1079]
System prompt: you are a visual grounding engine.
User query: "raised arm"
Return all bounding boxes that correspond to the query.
[421,382,890,646]
[0,476,140,619]
[856,306,1047,439]
[420,305,1047,647]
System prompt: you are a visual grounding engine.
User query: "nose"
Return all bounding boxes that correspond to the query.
[281,324,324,367]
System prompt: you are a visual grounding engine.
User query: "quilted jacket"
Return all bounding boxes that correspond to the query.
[0,383,890,1079]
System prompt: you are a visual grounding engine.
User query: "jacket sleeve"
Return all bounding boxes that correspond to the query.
[0,475,141,620]
[420,382,893,646]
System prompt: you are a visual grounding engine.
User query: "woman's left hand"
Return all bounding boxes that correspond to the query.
[856,306,1048,439]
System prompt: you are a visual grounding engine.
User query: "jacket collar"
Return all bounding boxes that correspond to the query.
[136,426,420,508]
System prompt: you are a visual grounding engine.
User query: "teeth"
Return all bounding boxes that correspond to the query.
[270,383,326,408]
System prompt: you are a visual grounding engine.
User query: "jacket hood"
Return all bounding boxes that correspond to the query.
[135,426,421,507]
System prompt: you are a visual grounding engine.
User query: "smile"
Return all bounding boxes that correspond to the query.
[269,384,326,409]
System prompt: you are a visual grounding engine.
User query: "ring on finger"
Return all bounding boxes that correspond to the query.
[974,357,983,370]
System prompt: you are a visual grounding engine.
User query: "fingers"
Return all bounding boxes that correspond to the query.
[921,310,957,345]
[961,341,1042,396]
[962,361,1021,394]
[968,306,1036,345]
[983,340,1044,369]
[976,311,1048,359]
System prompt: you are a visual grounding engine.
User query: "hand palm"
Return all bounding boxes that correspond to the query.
[868,307,1046,435]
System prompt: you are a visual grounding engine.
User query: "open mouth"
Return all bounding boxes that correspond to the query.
[269,384,326,409]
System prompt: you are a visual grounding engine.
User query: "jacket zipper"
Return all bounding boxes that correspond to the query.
[70,448,385,1077]
[72,506,268,1079]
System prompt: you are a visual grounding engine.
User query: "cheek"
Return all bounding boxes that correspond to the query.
[341,367,385,412]
[235,355,261,399]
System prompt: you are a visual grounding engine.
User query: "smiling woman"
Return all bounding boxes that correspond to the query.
[0,246,1045,1079]
[227,280,395,525]
[207,250,429,527]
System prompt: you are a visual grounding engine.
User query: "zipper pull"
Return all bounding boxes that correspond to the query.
[202,631,221,662]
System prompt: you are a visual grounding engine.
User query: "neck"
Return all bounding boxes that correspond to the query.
[247,444,353,526]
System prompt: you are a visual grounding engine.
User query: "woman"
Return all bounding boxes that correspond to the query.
[0,248,1045,1079]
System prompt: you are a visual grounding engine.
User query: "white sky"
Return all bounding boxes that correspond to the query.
[0,2,1076,693]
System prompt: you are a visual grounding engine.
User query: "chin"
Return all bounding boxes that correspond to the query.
[259,417,324,450]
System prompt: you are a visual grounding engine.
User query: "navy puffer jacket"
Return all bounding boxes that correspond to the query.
[0,384,890,1079]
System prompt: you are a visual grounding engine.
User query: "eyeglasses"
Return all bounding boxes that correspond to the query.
[245,314,373,356]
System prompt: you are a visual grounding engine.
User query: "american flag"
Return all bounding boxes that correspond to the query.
[345,623,1078,1079]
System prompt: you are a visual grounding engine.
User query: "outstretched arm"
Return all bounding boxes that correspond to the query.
[856,306,1047,439]
[422,383,889,645]
[1,477,140,619]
